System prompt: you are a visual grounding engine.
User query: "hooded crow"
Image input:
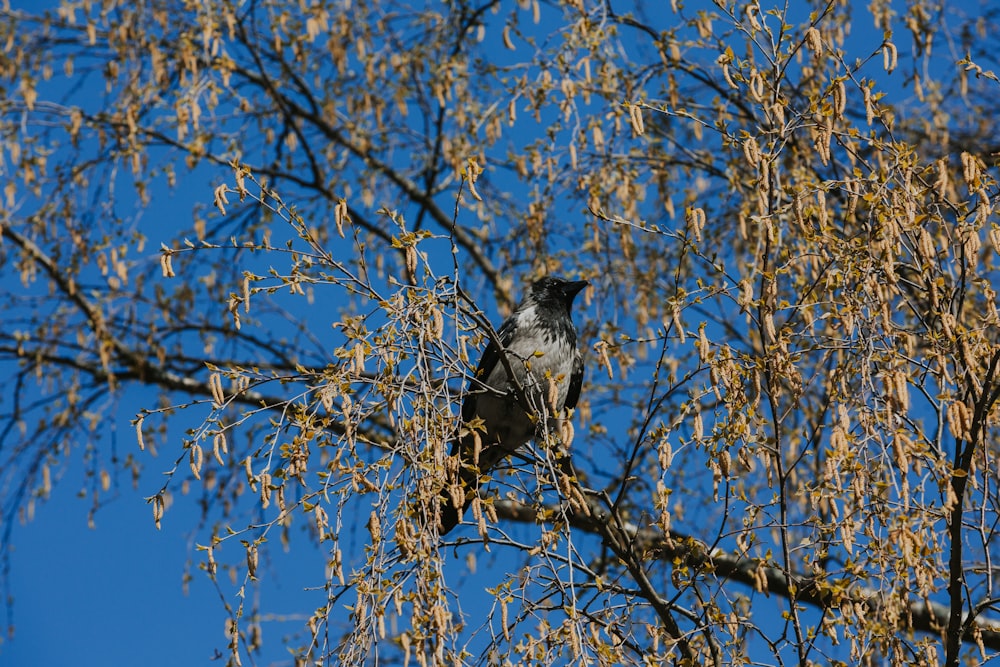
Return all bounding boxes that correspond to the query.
[439,276,588,534]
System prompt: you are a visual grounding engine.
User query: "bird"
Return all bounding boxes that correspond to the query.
[438,276,588,534]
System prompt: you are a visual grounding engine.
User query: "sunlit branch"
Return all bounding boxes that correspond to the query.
[493,497,1000,651]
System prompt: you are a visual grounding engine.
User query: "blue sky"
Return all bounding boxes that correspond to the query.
[0,188,269,664]
[7,465,220,666]
[6,440,334,666]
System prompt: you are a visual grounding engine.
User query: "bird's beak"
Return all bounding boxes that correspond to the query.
[564,280,589,298]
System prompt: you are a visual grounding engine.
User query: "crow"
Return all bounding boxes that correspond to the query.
[439,276,588,534]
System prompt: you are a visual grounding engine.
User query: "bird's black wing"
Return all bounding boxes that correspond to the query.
[460,313,519,423]
[440,314,522,533]
[564,348,584,410]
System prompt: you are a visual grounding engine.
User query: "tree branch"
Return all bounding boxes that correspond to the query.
[491,497,1000,651]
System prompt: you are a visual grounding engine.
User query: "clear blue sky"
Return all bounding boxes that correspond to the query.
[7,464,220,666]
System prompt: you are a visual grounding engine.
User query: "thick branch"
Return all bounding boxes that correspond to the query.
[492,498,1000,651]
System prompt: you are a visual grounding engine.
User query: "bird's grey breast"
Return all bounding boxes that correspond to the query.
[484,304,577,412]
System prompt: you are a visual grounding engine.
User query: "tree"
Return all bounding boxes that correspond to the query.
[2,0,999,664]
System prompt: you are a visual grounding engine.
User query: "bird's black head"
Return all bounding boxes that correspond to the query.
[525,276,589,312]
